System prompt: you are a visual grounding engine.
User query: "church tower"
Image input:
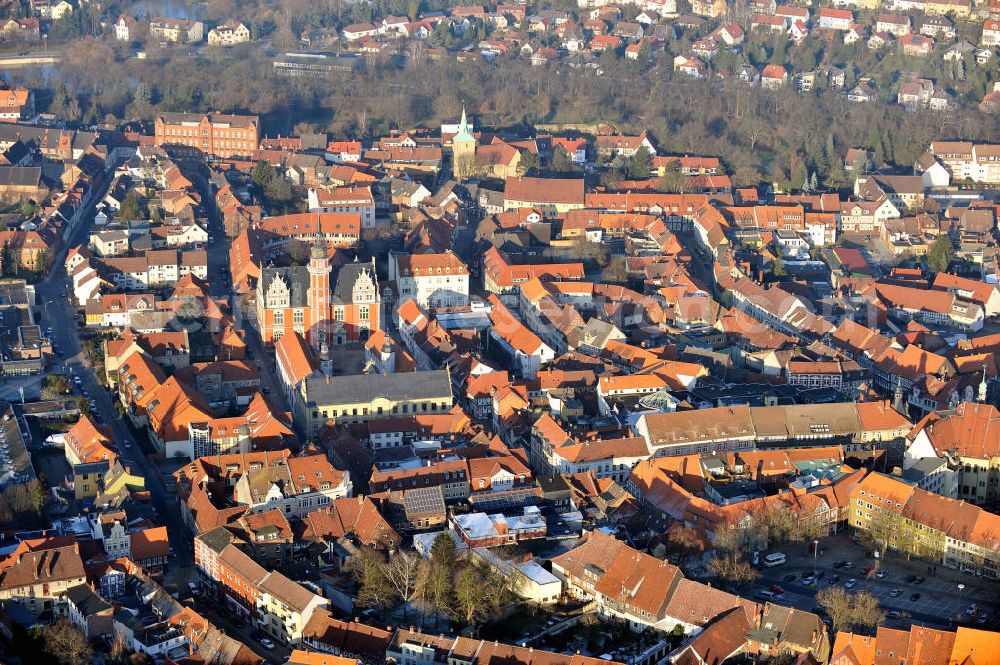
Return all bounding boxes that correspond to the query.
[452,106,477,181]
[306,233,331,352]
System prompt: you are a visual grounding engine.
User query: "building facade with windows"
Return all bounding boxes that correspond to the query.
[297,369,454,435]
[257,239,380,351]
[154,112,259,159]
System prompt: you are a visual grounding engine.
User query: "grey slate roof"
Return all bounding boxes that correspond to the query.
[304,369,453,406]
[332,261,377,303]
[261,262,378,308]
[260,266,311,308]
[65,583,112,616]
[196,525,237,555]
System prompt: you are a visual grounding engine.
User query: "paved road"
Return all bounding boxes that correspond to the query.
[185,162,290,417]
[33,169,195,575]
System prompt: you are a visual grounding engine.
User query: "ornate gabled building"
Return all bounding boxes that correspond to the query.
[257,236,380,351]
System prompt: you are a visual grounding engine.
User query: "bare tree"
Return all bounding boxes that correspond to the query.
[816,587,883,633]
[743,116,766,151]
[709,549,760,590]
[43,620,92,665]
[668,525,707,555]
[414,557,453,627]
[382,551,420,620]
[350,548,397,612]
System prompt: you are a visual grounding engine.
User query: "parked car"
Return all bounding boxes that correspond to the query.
[977,614,989,625]
[967,604,978,615]
[889,588,902,597]
[876,570,887,579]
[783,574,797,583]
[768,584,785,594]
[260,639,275,650]
[862,566,874,575]
[910,593,922,602]
[844,579,857,589]
[914,576,925,584]
[887,611,901,619]
[905,575,917,583]
[833,561,847,569]
[829,575,840,585]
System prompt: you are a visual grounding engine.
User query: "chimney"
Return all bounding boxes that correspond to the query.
[772,637,779,647]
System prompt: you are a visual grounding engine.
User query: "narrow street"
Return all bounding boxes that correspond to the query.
[33,170,195,575]
[186,161,289,416]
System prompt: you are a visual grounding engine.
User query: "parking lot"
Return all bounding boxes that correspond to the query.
[741,533,1000,631]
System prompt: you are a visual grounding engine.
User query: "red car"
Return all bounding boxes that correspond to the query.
[861,566,874,576]
[768,584,785,594]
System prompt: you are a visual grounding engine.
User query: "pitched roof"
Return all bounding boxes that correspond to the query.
[504,176,585,206]
[130,526,169,561]
[919,402,1000,460]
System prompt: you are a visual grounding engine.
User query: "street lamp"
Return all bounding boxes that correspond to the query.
[813,539,819,578]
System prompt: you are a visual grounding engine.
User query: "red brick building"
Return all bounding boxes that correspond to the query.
[194,527,266,622]
[154,112,260,159]
[257,237,380,350]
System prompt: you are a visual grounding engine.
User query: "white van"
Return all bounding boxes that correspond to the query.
[763,552,787,567]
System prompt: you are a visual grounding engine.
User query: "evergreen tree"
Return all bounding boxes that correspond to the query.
[430,532,457,566]
[791,159,807,191]
[517,149,540,176]
[926,236,954,274]
[407,0,421,21]
[628,145,651,179]
[252,161,278,187]
[119,190,143,221]
[773,255,787,277]
[551,145,575,172]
